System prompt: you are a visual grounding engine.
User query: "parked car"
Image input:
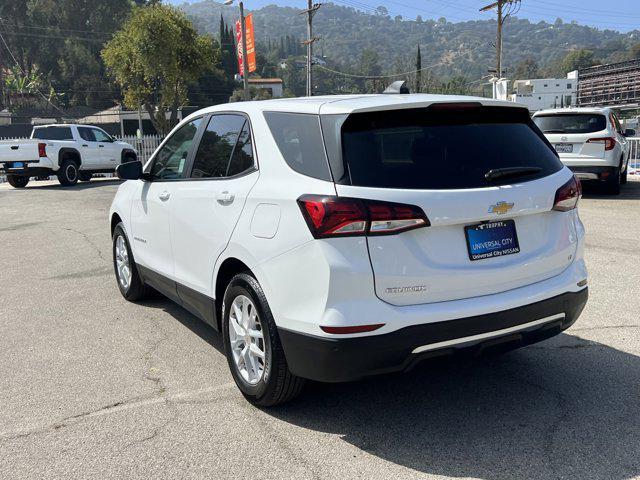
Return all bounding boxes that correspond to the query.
[533,107,633,194]
[109,95,588,406]
[0,124,137,188]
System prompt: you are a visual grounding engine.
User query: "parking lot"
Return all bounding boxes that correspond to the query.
[0,177,638,480]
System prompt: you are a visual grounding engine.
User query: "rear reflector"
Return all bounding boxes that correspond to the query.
[320,324,385,334]
[586,137,616,151]
[298,195,430,238]
[553,175,582,212]
[38,142,47,157]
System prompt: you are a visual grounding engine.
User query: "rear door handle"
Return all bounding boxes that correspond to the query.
[158,191,171,201]
[216,191,235,205]
[98,144,105,148]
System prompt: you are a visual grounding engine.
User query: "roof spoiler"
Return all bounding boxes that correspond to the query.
[383,80,410,94]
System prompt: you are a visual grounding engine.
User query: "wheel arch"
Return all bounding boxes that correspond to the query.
[58,148,82,167]
[214,257,252,330]
[111,212,123,236]
[121,149,137,163]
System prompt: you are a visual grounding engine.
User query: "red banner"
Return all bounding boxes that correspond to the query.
[235,14,256,76]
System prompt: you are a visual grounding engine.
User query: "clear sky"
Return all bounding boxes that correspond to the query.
[175,0,640,33]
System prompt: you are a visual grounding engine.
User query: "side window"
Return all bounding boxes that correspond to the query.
[78,127,96,142]
[149,118,202,180]
[190,114,246,179]
[92,128,112,142]
[227,121,255,177]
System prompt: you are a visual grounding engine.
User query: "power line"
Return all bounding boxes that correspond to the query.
[315,41,490,79]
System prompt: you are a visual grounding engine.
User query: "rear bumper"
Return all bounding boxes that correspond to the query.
[278,288,588,383]
[569,166,617,182]
[1,158,54,177]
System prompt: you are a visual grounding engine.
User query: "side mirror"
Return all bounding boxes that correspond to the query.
[116,160,143,180]
[624,129,636,137]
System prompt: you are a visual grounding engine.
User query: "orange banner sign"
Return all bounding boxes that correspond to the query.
[235,14,257,76]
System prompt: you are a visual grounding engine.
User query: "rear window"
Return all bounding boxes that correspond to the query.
[32,126,73,140]
[332,106,562,190]
[264,112,332,181]
[533,114,607,134]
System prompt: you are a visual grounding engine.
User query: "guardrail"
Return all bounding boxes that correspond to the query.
[0,135,163,184]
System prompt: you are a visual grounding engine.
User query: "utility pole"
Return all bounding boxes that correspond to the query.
[239,1,250,101]
[300,1,321,96]
[480,0,520,79]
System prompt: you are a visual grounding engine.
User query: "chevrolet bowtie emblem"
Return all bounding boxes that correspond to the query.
[488,201,514,215]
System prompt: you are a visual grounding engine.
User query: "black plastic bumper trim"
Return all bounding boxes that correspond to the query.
[278,288,588,383]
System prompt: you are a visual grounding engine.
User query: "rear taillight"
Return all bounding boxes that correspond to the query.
[38,142,47,157]
[553,175,582,212]
[298,195,430,238]
[586,137,616,151]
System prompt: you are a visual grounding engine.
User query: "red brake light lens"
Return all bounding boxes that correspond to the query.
[553,175,582,212]
[38,142,47,157]
[586,137,616,151]
[298,195,430,238]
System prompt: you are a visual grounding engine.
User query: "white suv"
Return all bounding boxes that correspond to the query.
[110,95,588,406]
[533,108,632,194]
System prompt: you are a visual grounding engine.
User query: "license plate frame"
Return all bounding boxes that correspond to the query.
[554,143,573,154]
[464,219,520,261]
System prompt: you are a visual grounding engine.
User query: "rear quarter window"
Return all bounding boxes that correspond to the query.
[264,112,332,181]
[335,106,563,190]
[32,127,73,140]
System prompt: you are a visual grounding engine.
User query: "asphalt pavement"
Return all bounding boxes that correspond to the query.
[0,177,638,480]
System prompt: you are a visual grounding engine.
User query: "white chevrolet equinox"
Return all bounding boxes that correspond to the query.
[109,95,588,406]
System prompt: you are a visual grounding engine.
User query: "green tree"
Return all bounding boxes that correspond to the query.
[513,57,540,80]
[561,49,597,74]
[630,43,640,60]
[102,4,215,133]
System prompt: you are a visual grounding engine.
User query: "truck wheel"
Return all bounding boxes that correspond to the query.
[79,171,92,182]
[7,175,29,188]
[604,167,621,195]
[112,223,149,301]
[58,159,79,186]
[222,273,305,407]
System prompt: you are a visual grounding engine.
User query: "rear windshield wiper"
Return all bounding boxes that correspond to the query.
[485,167,543,183]
[542,129,566,134]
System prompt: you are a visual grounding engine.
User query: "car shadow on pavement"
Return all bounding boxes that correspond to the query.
[17,178,123,191]
[267,333,640,480]
[144,296,640,479]
[582,177,640,199]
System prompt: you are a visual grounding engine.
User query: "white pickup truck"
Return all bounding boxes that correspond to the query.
[0,124,137,188]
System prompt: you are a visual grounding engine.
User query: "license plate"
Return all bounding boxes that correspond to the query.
[465,220,520,261]
[554,143,573,153]
[13,162,24,168]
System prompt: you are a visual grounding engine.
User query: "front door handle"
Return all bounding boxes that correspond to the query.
[216,191,235,205]
[158,191,171,201]
[99,144,105,148]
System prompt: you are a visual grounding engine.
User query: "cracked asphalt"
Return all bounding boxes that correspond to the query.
[0,177,639,480]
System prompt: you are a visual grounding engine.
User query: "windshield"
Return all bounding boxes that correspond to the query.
[533,114,607,134]
[333,106,562,190]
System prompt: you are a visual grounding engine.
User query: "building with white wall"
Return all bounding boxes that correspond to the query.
[510,72,578,112]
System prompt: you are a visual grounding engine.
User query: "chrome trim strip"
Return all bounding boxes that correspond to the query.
[411,313,565,354]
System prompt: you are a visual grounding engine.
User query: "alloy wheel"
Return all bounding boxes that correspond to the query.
[228,294,266,385]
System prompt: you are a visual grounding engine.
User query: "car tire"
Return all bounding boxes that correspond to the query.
[604,167,621,195]
[57,159,79,186]
[79,171,92,182]
[6,175,29,188]
[222,273,305,407]
[621,163,628,185]
[112,223,149,301]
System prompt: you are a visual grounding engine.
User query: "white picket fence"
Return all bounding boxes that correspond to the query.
[627,137,640,175]
[0,135,164,183]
